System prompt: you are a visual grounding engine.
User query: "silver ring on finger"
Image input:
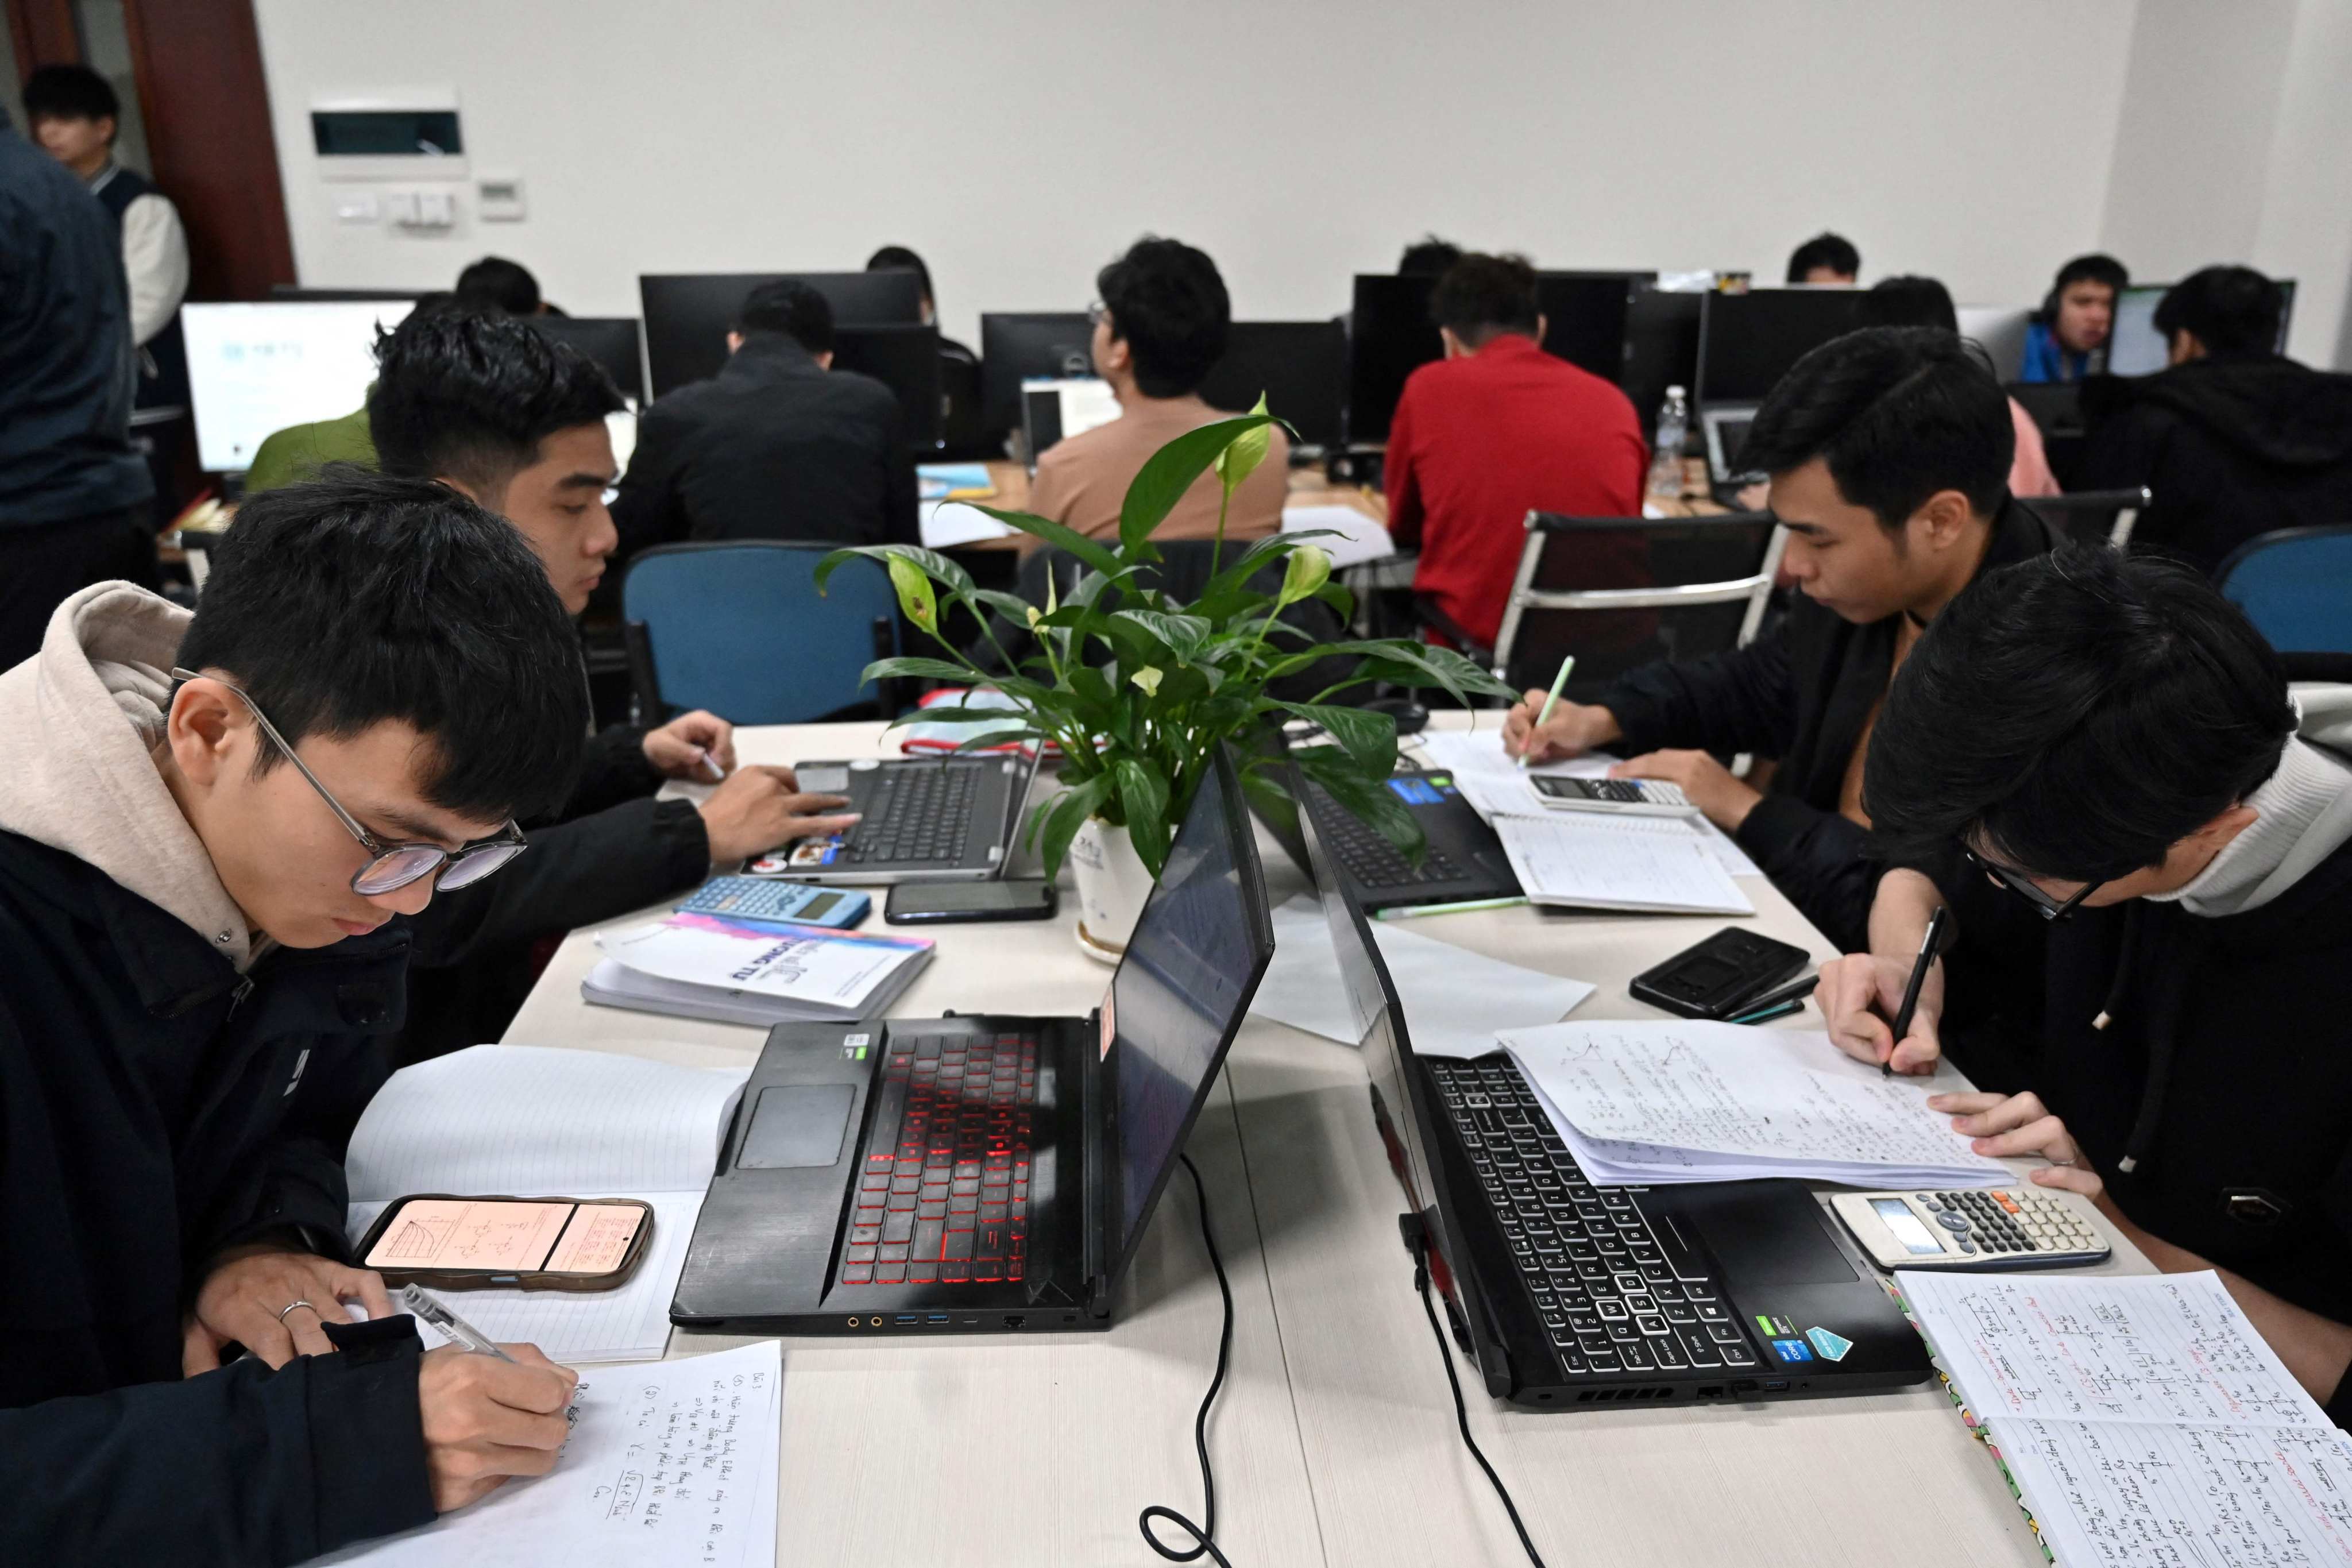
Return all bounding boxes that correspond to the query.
[2049,1157,2078,1167]
[278,1298,319,1324]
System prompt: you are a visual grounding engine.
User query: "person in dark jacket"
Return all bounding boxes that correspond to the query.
[0,105,154,670]
[2079,264,2352,577]
[1504,327,2054,952]
[368,307,859,1056]
[1818,549,2352,1423]
[611,277,919,562]
[0,473,594,1563]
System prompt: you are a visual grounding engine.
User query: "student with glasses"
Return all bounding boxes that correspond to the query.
[1821,547,2352,1418]
[0,472,598,1562]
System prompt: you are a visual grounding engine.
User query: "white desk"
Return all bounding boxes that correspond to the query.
[507,713,2148,1567]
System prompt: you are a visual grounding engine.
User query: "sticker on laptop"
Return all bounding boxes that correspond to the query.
[1805,1326,1853,1362]
[1768,1338,1814,1363]
[1754,1313,1796,1338]
[1385,777,1443,806]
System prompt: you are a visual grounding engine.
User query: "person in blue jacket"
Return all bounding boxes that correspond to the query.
[2019,253,2129,383]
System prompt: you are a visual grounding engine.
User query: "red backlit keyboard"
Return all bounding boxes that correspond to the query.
[840,1032,1037,1286]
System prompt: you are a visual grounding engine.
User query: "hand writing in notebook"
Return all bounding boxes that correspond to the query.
[420,1341,580,1512]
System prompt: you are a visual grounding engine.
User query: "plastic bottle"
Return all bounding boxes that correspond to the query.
[1647,385,1689,501]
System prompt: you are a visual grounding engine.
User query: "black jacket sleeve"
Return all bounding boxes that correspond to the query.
[1735,797,1876,954]
[1597,623,1801,761]
[0,1318,434,1566]
[883,399,920,549]
[567,724,663,818]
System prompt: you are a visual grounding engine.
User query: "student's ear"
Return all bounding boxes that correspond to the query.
[167,679,249,790]
[1914,488,1974,550]
[97,114,118,147]
[1533,314,1548,342]
[1439,326,1467,360]
[435,474,481,505]
[816,351,835,371]
[2168,330,2207,366]
[725,330,744,354]
[2187,802,2260,856]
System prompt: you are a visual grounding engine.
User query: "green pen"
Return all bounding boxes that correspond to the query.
[1517,654,1577,771]
[1376,895,1531,921]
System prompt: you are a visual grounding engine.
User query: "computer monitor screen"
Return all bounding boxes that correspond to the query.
[1106,751,1272,1269]
[830,324,944,451]
[268,285,424,303]
[1200,320,1347,448]
[979,312,1094,446]
[638,272,928,396]
[526,316,646,404]
[183,300,415,473]
[1346,272,1648,443]
[1696,288,1862,406]
[2105,284,2171,377]
[1956,306,2033,382]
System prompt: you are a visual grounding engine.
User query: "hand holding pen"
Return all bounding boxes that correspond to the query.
[397,1285,581,1513]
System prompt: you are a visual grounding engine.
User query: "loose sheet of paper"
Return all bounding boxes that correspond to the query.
[1500,1021,2007,1187]
[1280,504,1396,568]
[317,1339,782,1568]
[1492,811,1754,914]
[920,501,1013,549]
[1898,1271,2352,1567]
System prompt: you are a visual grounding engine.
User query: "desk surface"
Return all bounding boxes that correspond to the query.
[506,713,2142,1567]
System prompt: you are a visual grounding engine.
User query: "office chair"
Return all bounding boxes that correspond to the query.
[2023,488,2150,549]
[1482,512,1786,704]
[622,542,904,725]
[2216,525,2352,655]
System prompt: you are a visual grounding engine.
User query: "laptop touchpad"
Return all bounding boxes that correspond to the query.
[797,766,852,794]
[1687,1194,1859,1287]
[738,1085,855,1169]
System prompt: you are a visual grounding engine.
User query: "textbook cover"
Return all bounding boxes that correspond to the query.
[592,913,933,1020]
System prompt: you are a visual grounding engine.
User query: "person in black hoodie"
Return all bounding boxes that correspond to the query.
[2079,264,2352,577]
[0,472,593,1562]
[1821,549,2352,1420]
[1504,327,2054,952]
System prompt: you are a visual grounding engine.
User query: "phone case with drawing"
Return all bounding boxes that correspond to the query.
[354,1194,655,1291]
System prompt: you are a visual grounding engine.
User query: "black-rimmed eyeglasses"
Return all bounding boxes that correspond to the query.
[172,668,527,896]
[1959,844,2101,922]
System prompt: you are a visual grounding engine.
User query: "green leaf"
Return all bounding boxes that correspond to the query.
[1278,703,1398,778]
[1115,414,1287,557]
[887,555,938,634]
[1211,394,1275,494]
[1311,581,1356,620]
[1033,773,1112,879]
[1113,608,1212,663]
[1275,545,1332,609]
[860,655,990,685]
[814,543,976,603]
[1295,744,1427,866]
[1113,757,1173,879]
[968,505,1122,577]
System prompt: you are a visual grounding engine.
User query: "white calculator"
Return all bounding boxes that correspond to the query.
[1527,774,1699,817]
[1830,1188,2111,1272]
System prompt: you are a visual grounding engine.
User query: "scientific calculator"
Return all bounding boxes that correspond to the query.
[1830,1188,2111,1272]
[1528,775,1698,817]
[677,876,872,930]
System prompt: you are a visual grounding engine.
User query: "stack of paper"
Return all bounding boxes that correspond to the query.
[1280,504,1396,569]
[1498,1021,2010,1188]
[586,912,933,1027]
[344,1046,749,1362]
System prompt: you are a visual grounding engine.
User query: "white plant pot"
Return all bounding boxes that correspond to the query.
[1069,816,1157,963]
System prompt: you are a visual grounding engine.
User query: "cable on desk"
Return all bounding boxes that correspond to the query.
[1408,1226,1549,1568]
[1138,1153,1235,1568]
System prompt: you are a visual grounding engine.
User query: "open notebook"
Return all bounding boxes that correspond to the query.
[344,1046,747,1362]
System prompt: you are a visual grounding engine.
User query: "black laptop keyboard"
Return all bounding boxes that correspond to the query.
[840,1032,1037,1286]
[1427,1057,1758,1377]
[1301,783,1466,889]
[842,762,983,865]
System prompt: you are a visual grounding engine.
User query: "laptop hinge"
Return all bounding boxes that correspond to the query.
[1081,1007,1109,1303]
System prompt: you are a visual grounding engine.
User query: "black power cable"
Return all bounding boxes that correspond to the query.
[1407,1224,1550,1568]
[1139,1153,1236,1568]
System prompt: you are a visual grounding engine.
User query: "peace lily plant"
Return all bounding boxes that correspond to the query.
[816,402,1517,939]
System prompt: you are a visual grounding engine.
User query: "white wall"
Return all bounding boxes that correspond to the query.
[252,0,2139,350]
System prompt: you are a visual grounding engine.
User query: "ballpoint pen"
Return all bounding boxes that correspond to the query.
[1516,654,1576,771]
[397,1283,516,1362]
[1885,906,1950,1079]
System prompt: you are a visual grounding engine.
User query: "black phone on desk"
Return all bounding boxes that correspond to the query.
[1629,926,1810,1019]
[884,879,1059,924]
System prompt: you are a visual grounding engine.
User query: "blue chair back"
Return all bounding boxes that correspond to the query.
[622,542,901,724]
[2216,526,2352,655]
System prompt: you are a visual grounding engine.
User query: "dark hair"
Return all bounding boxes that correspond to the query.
[866,245,933,308]
[369,307,623,493]
[453,256,542,316]
[1739,326,2013,527]
[1786,232,1860,284]
[1857,276,1959,334]
[2043,253,2129,318]
[1096,236,1230,399]
[735,279,836,356]
[1431,253,1541,348]
[178,469,590,822]
[1398,237,1464,277]
[1866,548,2296,880]
[22,64,118,127]
[2155,265,2284,357]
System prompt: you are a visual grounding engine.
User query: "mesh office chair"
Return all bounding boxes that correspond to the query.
[1483,512,1785,704]
[2216,525,2352,655]
[2023,487,2150,549]
[623,542,903,724]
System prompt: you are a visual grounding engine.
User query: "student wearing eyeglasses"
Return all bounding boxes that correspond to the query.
[1820,547,2352,1417]
[0,473,598,1561]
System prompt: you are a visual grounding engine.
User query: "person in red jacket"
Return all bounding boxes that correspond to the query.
[1383,253,1647,652]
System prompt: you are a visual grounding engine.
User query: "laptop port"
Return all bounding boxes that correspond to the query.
[1002,1315,1026,1330]
[927,1314,948,1324]
[1763,1379,1790,1392]
[894,1315,918,1325]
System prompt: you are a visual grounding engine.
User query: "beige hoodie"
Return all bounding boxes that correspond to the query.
[0,581,258,970]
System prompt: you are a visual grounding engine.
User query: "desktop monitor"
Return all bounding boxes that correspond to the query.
[830,324,945,451]
[1694,287,1864,407]
[979,312,1095,447]
[268,285,424,303]
[182,299,415,473]
[2103,278,2297,377]
[639,272,928,396]
[1956,305,2033,382]
[1199,320,1347,449]
[526,316,647,405]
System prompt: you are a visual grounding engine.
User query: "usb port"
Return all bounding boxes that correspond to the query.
[1763,1379,1790,1392]
[894,1315,918,1325]
[926,1315,948,1324]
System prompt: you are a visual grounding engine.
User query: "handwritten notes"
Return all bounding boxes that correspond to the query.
[1899,1272,2352,1567]
[319,1340,781,1568]
[1491,811,1753,915]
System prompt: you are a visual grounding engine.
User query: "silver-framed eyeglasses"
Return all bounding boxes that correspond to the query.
[171,667,527,896]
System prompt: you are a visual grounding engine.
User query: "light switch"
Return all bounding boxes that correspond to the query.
[416,190,456,227]
[381,190,420,225]
[331,190,380,224]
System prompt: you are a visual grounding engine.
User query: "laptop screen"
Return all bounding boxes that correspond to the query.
[1106,752,1272,1267]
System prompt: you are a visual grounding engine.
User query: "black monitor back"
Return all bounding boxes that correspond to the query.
[1696,288,1861,407]
[269,285,424,303]
[639,272,927,397]
[979,312,1094,449]
[1200,320,1347,448]
[830,324,944,451]
[527,316,647,404]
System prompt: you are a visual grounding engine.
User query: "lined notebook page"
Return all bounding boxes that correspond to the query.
[1492,811,1753,914]
[345,1046,748,1203]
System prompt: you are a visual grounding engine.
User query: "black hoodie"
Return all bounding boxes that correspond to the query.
[2079,353,2352,576]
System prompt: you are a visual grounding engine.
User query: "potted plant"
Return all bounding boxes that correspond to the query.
[816,405,1519,956]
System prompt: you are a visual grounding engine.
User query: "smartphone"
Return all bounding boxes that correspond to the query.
[885,879,1059,924]
[1628,926,1812,1020]
[353,1195,654,1291]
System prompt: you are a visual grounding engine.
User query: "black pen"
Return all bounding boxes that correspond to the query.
[1725,974,1817,1024]
[1885,906,1950,1078]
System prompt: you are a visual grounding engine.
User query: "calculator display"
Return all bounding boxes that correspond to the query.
[800,891,841,920]
[1871,1198,1946,1255]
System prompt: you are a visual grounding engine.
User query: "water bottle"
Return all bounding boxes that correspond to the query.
[1647,385,1689,501]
